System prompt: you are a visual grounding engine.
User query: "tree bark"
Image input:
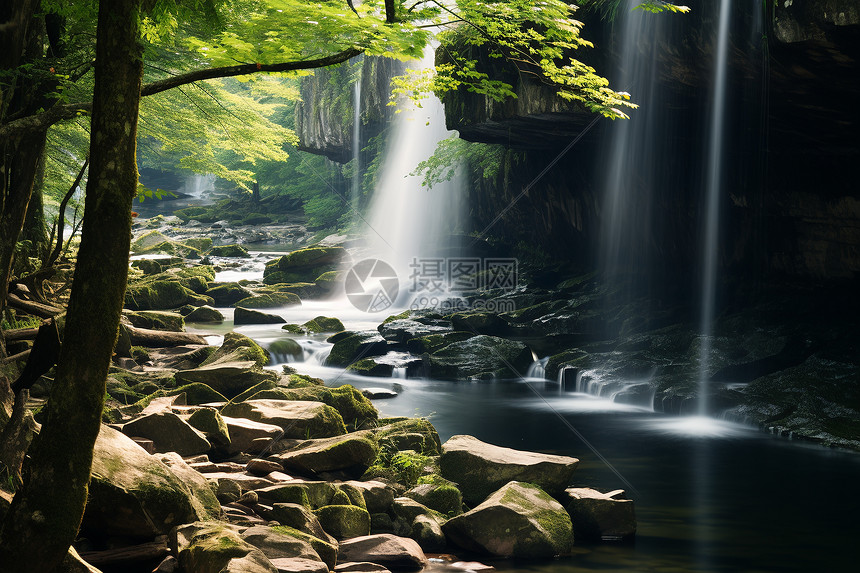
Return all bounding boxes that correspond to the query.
[0,1,143,571]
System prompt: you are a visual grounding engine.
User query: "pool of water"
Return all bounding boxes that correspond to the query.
[185,287,860,572]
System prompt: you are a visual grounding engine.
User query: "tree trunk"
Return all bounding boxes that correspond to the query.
[0,1,143,571]
[21,147,49,257]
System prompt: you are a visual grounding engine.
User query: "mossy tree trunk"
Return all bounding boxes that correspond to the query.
[0,1,143,571]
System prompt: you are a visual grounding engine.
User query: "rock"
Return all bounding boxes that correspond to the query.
[250,385,378,429]
[211,244,251,257]
[391,497,434,524]
[405,331,475,355]
[361,388,398,399]
[156,452,222,518]
[335,563,391,573]
[172,522,276,573]
[439,435,578,504]
[405,483,462,516]
[273,433,378,477]
[171,383,228,405]
[268,525,338,569]
[206,282,254,305]
[270,558,328,573]
[270,503,337,545]
[121,410,211,456]
[338,534,427,571]
[235,307,287,325]
[59,547,103,573]
[220,400,346,439]
[325,331,389,367]
[314,270,344,293]
[343,481,396,514]
[303,316,345,333]
[186,408,231,448]
[378,318,451,345]
[442,481,573,558]
[221,416,284,455]
[410,515,446,552]
[564,487,636,541]
[314,504,371,539]
[123,310,186,331]
[241,525,325,563]
[428,336,532,380]
[216,479,243,504]
[268,338,303,362]
[84,426,212,537]
[175,362,280,399]
[125,280,205,311]
[152,555,179,573]
[449,312,511,336]
[263,247,346,285]
[257,482,335,509]
[235,293,302,309]
[204,332,270,367]
[248,458,284,476]
[371,418,441,456]
[186,305,224,322]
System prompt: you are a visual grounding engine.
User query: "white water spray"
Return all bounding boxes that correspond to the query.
[351,73,362,212]
[697,0,733,416]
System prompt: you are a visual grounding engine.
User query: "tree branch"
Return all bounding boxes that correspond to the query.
[0,47,363,141]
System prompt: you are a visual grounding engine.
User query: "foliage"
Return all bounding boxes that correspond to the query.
[583,0,690,21]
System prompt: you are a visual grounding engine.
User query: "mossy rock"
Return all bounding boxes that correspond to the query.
[268,282,320,298]
[203,332,270,367]
[234,307,287,325]
[186,305,224,323]
[166,383,227,405]
[442,481,573,558]
[428,335,533,380]
[268,338,303,361]
[274,433,379,477]
[449,312,510,336]
[372,418,441,456]
[229,378,279,404]
[314,271,345,293]
[314,505,371,540]
[287,373,325,388]
[405,331,475,355]
[270,503,337,547]
[206,282,254,305]
[249,384,377,428]
[325,331,389,368]
[123,310,185,331]
[125,280,199,310]
[346,359,394,377]
[187,408,231,448]
[130,258,163,275]
[263,247,345,285]
[282,324,306,334]
[210,244,250,258]
[233,292,301,309]
[271,525,338,569]
[184,237,213,252]
[303,316,345,333]
[406,483,463,517]
[220,400,346,439]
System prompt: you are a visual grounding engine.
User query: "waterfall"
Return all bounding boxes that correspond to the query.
[184,173,215,199]
[525,357,549,380]
[599,2,664,290]
[364,47,466,286]
[697,0,733,416]
[351,73,362,212]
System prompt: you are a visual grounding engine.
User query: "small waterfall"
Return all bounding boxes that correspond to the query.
[392,367,407,379]
[525,357,549,380]
[351,73,362,212]
[697,0,733,416]
[184,173,215,199]
[364,47,466,283]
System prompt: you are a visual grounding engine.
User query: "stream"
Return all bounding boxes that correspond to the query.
[182,254,860,573]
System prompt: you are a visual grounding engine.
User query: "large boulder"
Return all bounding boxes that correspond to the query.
[273,433,378,478]
[84,426,213,538]
[405,483,462,517]
[235,308,287,325]
[428,335,532,380]
[241,525,327,564]
[157,452,222,518]
[439,435,578,504]
[250,384,378,429]
[564,487,636,541]
[325,331,389,367]
[186,305,225,323]
[172,522,276,573]
[123,310,185,331]
[203,332,270,367]
[234,293,301,309]
[314,504,371,539]
[263,247,345,285]
[125,280,208,311]
[337,535,427,571]
[122,411,211,456]
[221,415,283,455]
[270,503,338,546]
[371,418,441,456]
[442,481,573,558]
[220,399,346,439]
[175,362,280,399]
[206,282,254,305]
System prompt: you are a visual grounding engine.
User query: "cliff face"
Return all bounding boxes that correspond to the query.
[442,0,860,280]
[295,56,405,162]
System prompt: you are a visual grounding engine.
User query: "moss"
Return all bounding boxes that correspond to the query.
[347,359,394,377]
[228,378,278,404]
[303,316,345,333]
[287,373,325,387]
[271,525,338,568]
[313,504,371,539]
[187,408,231,447]
[205,283,253,305]
[411,483,463,517]
[265,486,312,508]
[233,292,301,309]
[125,280,196,310]
[330,489,352,506]
[250,384,377,428]
[282,324,306,334]
[210,244,250,257]
[202,332,270,367]
[268,338,303,359]
[373,418,441,455]
[129,346,151,363]
[382,310,412,325]
[406,331,474,354]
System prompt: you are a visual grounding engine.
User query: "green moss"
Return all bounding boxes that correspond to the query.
[205,283,253,305]
[250,384,377,428]
[330,489,351,506]
[303,316,345,333]
[202,332,270,367]
[210,244,250,257]
[233,292,301,309]
[271,525,338,568]
[167,383,227,405]
[313,504,371,539]
[228,378,278,404]
[287,373,325,387]
[347,359,393,377]
[382,310,411,325]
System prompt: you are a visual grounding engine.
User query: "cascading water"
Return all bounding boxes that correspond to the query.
[599,1,666,292]
[697,0,733,416]
[364,47,466,284]
[351,72,362,212]
[183,173,215,199]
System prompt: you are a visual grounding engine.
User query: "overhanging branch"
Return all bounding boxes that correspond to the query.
[0,47,363,141]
